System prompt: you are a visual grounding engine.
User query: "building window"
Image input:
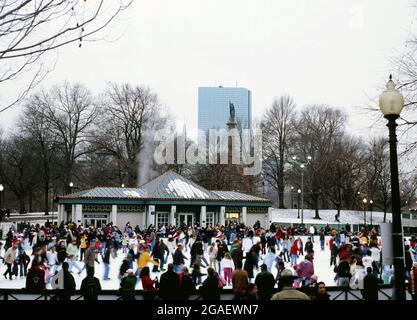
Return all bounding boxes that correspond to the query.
[118,204,145,212]
[226,213,240,219]
[157,212,169,227]
[83,204,111,213]
[206,212,214,227]
[247,206,268,214]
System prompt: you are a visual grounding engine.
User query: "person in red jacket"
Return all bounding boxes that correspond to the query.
[140,266,158,300]
[290,239,300,266]
[408,262,417,300]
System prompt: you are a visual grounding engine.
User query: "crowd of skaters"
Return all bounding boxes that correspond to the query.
[0,219,416,300]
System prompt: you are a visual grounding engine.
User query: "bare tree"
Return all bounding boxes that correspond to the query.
[0,0,133,112]
[18,95,61,214]
[40,82,97,192]
[292,105,347,219]
[0,134,40,213]
[94,83,168,187]
[261,95,297,208]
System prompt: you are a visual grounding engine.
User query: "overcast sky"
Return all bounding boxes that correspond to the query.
[0,0,415,140]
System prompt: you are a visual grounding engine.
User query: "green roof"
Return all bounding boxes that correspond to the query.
[59,170,271,205]
[211,190,267,202]
[139,171,218,200]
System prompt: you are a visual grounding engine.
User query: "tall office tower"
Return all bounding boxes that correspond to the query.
[198,86,252,132]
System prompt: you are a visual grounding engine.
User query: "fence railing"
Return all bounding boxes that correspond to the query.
[0,284,396,301]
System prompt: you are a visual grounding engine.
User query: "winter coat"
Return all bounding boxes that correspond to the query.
[296,259,315,280]
[363,273,379,300]
[231,247,243,270]
[220,258,235,270]
[141,275,156,292]
[80,276,102,300]
[243,252,257,279]
[200,274,221,300]
[179,274,196,299]
[173,249,186,266]
[4,247,17,264]
[159,270,181,300]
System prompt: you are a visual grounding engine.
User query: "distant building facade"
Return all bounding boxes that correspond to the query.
[198,86,252,131]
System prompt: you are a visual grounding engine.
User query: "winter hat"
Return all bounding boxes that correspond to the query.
[126,269,134,274]
[168,235,173,238]
[311,274,318,282]
[280,269,297,279]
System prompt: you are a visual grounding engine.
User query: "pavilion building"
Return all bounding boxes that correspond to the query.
[57,170,272,229]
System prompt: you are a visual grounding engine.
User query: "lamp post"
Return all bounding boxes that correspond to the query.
[69,182,74,194]
[292,155,311,226]
[290,186,294,209]
[297,189,301,219]
[0,184,3,211]
[363,198,367,226]
[379,74,406,300]
[370,200,373,226]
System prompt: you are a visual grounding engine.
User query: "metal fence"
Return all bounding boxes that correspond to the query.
[0,284,402,301]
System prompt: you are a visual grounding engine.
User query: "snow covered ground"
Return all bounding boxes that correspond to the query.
[0,236,351,290]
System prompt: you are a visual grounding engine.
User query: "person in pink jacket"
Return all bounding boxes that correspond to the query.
[295,254,315,286]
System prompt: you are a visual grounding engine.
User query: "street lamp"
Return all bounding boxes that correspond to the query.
[290,186,294,209]
[363,198,367,226]
[0,184,4,212]
[369,200,373,226]
[292,156,311,225]
[121,184,125,188]
[379,74,406,300]
[297,189,301,219]
[69,182,74,194]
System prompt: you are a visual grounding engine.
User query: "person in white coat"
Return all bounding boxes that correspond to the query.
[242,236,253,256]
[220,252,235,286]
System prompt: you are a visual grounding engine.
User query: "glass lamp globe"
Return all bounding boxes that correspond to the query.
[379,75,404,116]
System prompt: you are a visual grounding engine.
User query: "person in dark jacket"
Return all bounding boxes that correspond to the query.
[179,266,196,300]
[173,244,187,273]
[159,263,181,300]
[244,248,257,282]
[216,240,229,272]
[152,239,169,272]
[231,243,244,270]
[200,267,221,300]
[190,240,208,268]
[26,265,46,292]
[56,241,67,264]
[363,267,379,300]
[102,244,112,280]
[243,283,258,300]
[311,282,330,300]
[334,259,351,287]
[254,264,275,300]
[80,268,102,300]
[119,257,131,279]
[305,237,314,254]
[60,262,76,300]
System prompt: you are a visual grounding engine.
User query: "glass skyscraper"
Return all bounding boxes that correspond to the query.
[198,86,252,131]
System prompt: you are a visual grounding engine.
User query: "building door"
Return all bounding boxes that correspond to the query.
[178,213,193,227]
